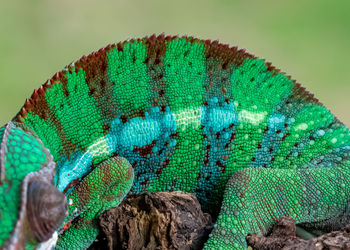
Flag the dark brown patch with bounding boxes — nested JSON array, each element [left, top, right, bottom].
[[264, 126, 269, 133], [162, 158, 170, 168], [204, 144, 211, 166], [140, 177, 149, 186], [290, 82, 320, 104], [137, 111, 146, 119], [63, 178, 80, 194], [74, 47, 109, 83], [100, 79, 107, 89], [156, 168, 163, 175], [203, 39, 253, 69], [170, 132, 178, 139], [144, 34, 169, 109], [23, 88, 50, 120], [120, 115, 128, 123], [89, 88, 96, 96], [103, 123, 110, 132], [133, 140, 156, 157], [216, 160, 226, 174]]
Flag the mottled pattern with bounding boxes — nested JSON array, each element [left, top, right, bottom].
[[0, 123, 53, 247], [1, 34, 350, 249]]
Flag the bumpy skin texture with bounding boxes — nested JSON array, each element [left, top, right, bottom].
[[1, 34, 350, 249], [0, 124, 49, 246]]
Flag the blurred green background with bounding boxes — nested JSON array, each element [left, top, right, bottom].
[[0, 0, 349, 126]]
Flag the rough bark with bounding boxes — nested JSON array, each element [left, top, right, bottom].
[[90, 191, 213, 250], [247, 216, 350, 250]]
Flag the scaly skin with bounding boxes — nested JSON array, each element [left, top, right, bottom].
[[0, 34, 350, 249]]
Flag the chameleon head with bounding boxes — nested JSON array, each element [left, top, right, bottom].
[[0, 122, 67, 249]]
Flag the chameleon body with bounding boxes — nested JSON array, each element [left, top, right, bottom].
[[1, 34, 350, 249]]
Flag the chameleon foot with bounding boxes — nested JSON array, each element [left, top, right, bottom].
[[204, 165, 350, 249], [56, 156, 134, 250]]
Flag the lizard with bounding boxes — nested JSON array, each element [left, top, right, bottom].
[[1, 34, 350, 250]]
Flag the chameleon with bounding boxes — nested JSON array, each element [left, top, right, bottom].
[[1, 34, 350, 250]]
